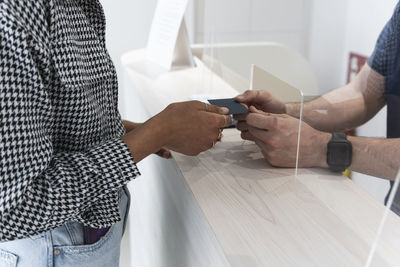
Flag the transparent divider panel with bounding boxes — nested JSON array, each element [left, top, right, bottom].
[[251, 64, 304, 177], [365, 170, 400, 267], [304, 66, 400, 266]]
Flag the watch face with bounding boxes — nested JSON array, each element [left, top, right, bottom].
[[327, 142, 352, 166]]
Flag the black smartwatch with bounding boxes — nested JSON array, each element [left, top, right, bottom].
[[327, 133, 352, 172]]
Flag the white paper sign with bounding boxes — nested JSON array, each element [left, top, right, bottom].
[[147, 0, 194, 70]]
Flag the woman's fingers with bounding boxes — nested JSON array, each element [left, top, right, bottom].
[[208, 113, 232, 128], [186, 101, 229, 115], [161, 101, 234, 156], [156, 148, 171, 159], [201, 102, 229, 115]]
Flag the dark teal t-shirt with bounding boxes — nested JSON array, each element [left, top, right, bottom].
[[367, 1, 400, 214]]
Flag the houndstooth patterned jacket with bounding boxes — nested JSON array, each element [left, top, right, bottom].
[[0, 0, 140, 241]]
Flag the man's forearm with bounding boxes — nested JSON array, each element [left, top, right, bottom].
[[286, 65, 386, 132], [347, 136, 400, 180], [285, 86, 365, 132]]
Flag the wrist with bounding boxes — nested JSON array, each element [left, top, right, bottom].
[[121, 116, 168, 162], [315, 132, 331, 168], [149, 112, 173, 147], [284, 103, 289, 115], [143, 115, 170, 152], [326, 133, 353, 172], [123, 120, 142, 133], [122, 120, 142, 133], [285, 103, 299, 118]]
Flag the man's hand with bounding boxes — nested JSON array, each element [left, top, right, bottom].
[[235, 106, 330, 168], [122, 120, 172, 159], [235, 90, 286, 114]]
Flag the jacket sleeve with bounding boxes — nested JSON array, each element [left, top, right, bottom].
[[0, 8, 140, 241]]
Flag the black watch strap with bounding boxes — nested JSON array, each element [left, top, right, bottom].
[[327, 133, 352, 172], [332, 133, 347, 142]]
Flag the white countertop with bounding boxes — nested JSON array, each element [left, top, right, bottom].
[[173, 129, 400, 266]]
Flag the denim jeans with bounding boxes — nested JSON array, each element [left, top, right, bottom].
[[0, 187, 131, 267]]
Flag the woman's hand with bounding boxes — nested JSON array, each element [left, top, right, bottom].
[[155, 101, 231, 156], [122, 120, 141, 133], [123, 120, 172, 159], [121, 101, 231, 163]]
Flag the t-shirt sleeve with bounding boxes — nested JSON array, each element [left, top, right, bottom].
[[367, 2, 400, 76]]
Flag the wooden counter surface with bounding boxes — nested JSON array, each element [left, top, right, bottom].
[[173, 129, 400, 266]]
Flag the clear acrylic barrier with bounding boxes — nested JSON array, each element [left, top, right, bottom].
[[250, 64, 305, 177], [200, 16, 305, 178], [199, 0, 400, 265], [364, 171, 400, 267], [302, 67, 400, 266]]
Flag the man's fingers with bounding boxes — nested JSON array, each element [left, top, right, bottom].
[[247, 126, 271, 142], [253, 136, 270, 152], [236, 121, 249, 132], [249, 106, 267, 115], [246, 113, 278, 130], [233, 113, 249, 121], [249, 126, 286, 151], [241, 131, 255, 141], [235, 90, 258, 103], [250, 106, 288, 118]]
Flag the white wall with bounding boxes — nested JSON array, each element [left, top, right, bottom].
[[308, 0, 397, 93], [100, 0, 314, 95], [344, 0, 397, 56], [194, 0, 312, 56], [100, 0, 397, 99], [99, 0, 158, 113], [308, 0, 349, 93]]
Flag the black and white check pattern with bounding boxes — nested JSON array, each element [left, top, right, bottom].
[[0, 0, 140, 241]]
